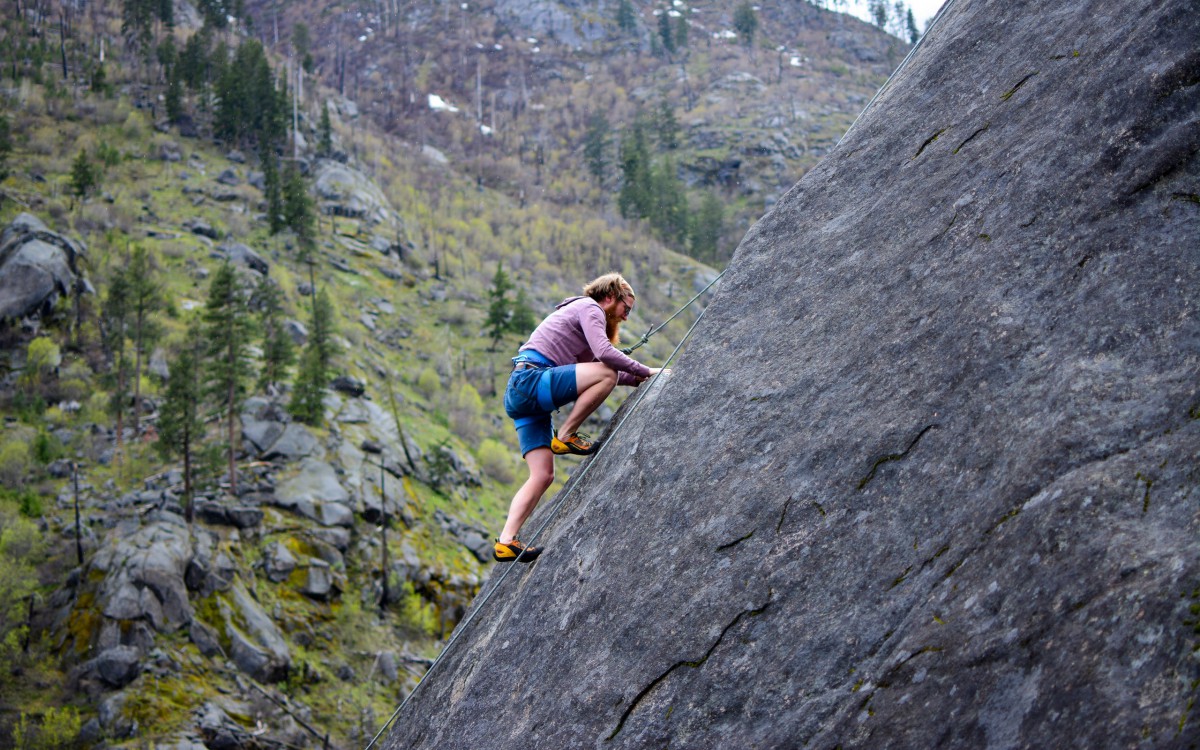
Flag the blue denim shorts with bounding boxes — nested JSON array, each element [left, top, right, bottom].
[[504, 365, 578, 456]]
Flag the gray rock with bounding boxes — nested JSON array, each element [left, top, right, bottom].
[[149, 347, 170, 380], [183, 218, 220, 240], [92, 519, 193, 633], [94, 645, 141, 687], [198, 702, 252, 749], [189, 619, 225, 658], [381, 1, 1200, 749], [225, 506, 263, 529], [215, 168, 240, 186], [432, 509, 492, 564], [331, 374, 366, 397], [224, 149, 246, 164], [261, 422, 319, 460], [274, 458, 353, 527], [247, 170, 265, 190], [242, 418, 285, 454], [0, 212, 86, 320], [377, 651, 398, 683], [263, 541, 297, 583], [224, 581, 290, 683], [285, 319, 309, 345], [219, 242, 268, 275], [297, 557, 336, 600], [313, 160, 395, 225]]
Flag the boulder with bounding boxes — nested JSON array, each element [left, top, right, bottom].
[[274, 458, 353, 527], [331, 374, 366, 397], [263, 541, 297, 583], [261, 423, 319, 460], [285, 319, 309, 345], [381, 1, 1200, 748], [91, 519, 193, 634], [242, 418, 285, 455], [189, 619, 225, 658], [215, 168, 240, 186], [197, 702, 253, 749], [93, 645, 141, 688], [0, 213, 86, 320], [297, 557, 337, 600], [183, 217, 220, 240], [313, 160, 395, 225], [223, 581, 290, 683], [219, 241, 268, 275]]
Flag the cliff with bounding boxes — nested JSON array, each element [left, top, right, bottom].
[[383, 0, 1200, 747]]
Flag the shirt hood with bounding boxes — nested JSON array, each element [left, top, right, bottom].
[[554, 295, 593, 310]]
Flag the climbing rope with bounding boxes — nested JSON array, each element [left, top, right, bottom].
[[836, 0, 960, 147], [363, 291, 720, 750], [621, 268, 727, 355]]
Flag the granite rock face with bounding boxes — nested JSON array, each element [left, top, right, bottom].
[[385, 0, 1200, 748], [0, 212, 87, 320]]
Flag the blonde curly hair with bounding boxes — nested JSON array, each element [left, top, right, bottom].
[[582, 273, 635, 345]]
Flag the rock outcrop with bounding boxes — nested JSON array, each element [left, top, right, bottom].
[[385, 0, 1200, 748], [0, 213, 87, 320]]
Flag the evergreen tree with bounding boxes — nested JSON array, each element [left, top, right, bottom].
[[157, 324, 204, 522], [214, 40, 286, 147], [255, 275, 294, 391], [649, 158, 688, 247], [733, 2, 758, 48], [289, 289, 336, 426], [69, 150, 98, 200], [122, 0, 156, 51], [179, 29, 210, 91], [201, 263, 256, 496], [616, 0, 637, 33], [319, 101, 333, 156], [509, 287, 537, 335], [261, 148, 285, 234], [0, 115, 12, 185], [126, 246, 162, 439], [658, 10, 675, 57], [906, 7, 921, 42], [689, 190, 725, 264], [292, 22, 313, 73], [869, 0, 889, 29], [165, 65, 183, 123], [101, 269, 131, 467], [583, 111, 611, 186], [485, 263, 513, 349], [283, 163, 316, 259], [196, 0, 230, 29], [675, 13, 689, 49], [656, 98, 680, 151], [618, 120, 652, 220]]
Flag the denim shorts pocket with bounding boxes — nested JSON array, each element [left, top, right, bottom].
[[503, 370, 543, 418]]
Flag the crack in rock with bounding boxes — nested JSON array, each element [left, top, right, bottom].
[[857, 424, 938, 490], [606, 599, 771, 740]]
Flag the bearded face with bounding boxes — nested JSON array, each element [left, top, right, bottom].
[[604, 304, 623, 345]]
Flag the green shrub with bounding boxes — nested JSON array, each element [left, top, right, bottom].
[[13, 706, 82, 750], [415, 367, 441, 399], [31, 430, 62, 466], [0, 439, 30, 486], [477, 439, 515, 484]]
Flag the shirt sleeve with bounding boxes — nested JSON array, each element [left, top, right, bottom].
[[579, 302, 653, 380]]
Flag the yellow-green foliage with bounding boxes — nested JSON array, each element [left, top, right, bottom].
[[416, 367, 441, 399], [449, 381, 484, 443], [396, 580, 440, 638], [0, 436, 31, 486], [12, 706, 82, 750], [21, 337, 61, 388], [477, 439, 516, 484], [0, 503, 44, 677]]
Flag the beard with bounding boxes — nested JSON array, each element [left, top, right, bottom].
[[604, 307, 623, 346]]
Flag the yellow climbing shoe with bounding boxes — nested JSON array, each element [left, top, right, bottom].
[[551, 432, 596, 455], [493, 538, 542, 563]]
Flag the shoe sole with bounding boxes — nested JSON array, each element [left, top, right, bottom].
[[551, 440, 595, 456], [493, 548, 542, 563]]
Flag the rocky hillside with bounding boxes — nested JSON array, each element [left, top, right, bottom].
[[381, 0, 1200, 747], [241, 0, 909, 262]]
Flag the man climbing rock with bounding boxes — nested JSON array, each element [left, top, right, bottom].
[[494, 272, 663, 563]]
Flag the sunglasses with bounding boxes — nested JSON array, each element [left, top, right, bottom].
[[621, 296, 635, 312]]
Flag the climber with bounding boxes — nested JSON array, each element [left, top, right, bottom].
[[494, 272, 664, 563]]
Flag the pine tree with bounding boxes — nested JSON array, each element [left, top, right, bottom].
[[319, 101, 333, 156], [733, 2, 758, 48], [165, 66, 183, 123], [618, 120, 652, 220], [292, 22, 313, 73], [126, 246, 162, 440], [689, 190, 725, 264], [101, 269, 131, 468], [509, 287, 537, 335], [157, 324, 204, 522], [283, 163, 316, 259], [658, 10, 675, 57], [906, 8, 921, 42], [656, 98, 680, 151], [675, 13, 689, 49], [616, 0, 637, 33], [202, 263, 256, 496], [485, 263, 513, 350], [256, 275, 295, 391], [869, 0, 889, 29], [69, 150, 97, 200], [289, 289, 337, 426], [583, 111, 611, 186], [649, 158, 688, 247], [261, 148, 285, 234], [0, 115, 11, 185]]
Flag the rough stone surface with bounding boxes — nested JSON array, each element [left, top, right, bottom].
[[274, 458, 354, 527], [91, 519, 194, 635], [261, 422, 319, 460], [219, 241, 268, 275], [385, 1, 1200, 748], [0, 212, 86, 320], [93, 645, 141, 688], [222, 581, 290, 683]]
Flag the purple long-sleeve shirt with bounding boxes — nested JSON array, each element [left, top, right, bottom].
[[520, 296, 652, 386]]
